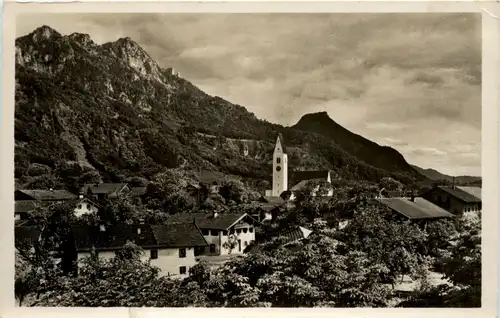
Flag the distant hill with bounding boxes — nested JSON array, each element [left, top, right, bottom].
[[292, 112, 420, 176], [14, 25, 424, 193], [410, 165, 481, 186]]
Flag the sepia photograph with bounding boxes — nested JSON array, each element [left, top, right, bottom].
[[4, 5, 492, 311]]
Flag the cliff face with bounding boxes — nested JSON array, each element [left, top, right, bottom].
[[15, 26, 422, 191]]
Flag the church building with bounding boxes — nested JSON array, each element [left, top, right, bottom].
[[265, 134, 333, 200]]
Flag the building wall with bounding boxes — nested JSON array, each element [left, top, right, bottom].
[[423, 188, 482, 214], [77, 247, 197, 278], [74, 202, 99, 218], [200, 222, 256, 256]]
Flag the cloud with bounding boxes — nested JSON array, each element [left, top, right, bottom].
[[16, 13, 481, 176]]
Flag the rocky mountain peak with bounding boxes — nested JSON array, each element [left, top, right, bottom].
[[68, 32, 96, 48], [30, 25, 62, 42]]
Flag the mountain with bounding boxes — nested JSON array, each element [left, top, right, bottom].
[[292, 112, 420, 176], [410, 165, 481, 186], [14, 26, 423, 193]]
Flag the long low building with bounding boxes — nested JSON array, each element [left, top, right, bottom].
[[376, 196, 455, 220]]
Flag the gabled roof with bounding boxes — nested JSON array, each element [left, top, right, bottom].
[[437, 186, 481, 203], [72, 223, 208, 251], [291, 171, 330, 184], [456, 186, 481, 201], [15, 189, 77, 201], [376, 197, 454, 219], [67, 197, 101, 208], [151, 223, 208, 248], [82, 183, 129, 195], [167, 212, 255, 230], [15, 200, 37, 213], [248, 225, 312, 254], [72, 224, 156, 251]]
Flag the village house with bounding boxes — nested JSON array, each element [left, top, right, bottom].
[[14, 189, 100, 219], [421, 185, 481, 215], [253, 196, 287, 222], [81, 183, 131, 200], [69, 197, 100, 218], [169, 212, 258, 255], [376, 196, 455, 221], [71, 222, 208, 278]]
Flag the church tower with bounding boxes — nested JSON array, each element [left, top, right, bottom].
[[272, 134, 288, 197]]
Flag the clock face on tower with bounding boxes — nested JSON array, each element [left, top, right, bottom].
[[276, 166, 281, 172]]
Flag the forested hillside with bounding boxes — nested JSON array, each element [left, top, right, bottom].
[[15, 26, 424, 193]]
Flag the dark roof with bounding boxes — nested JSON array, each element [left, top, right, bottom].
[[167, 212, 253, 230], [457, 186, 481, 201], [130, 187, 147, 196], [438, 186, 481, 203], [67, 198, 101, 208], [15, 200, 37, 213], [258, 196, 285, 205], [376, 197, 454, 219], [291, 171, 330, 184], [151, 223, 208, 248], [16, 189, 77, 201], [72, 223, 208, 251], [248, 226, 312, 254], [15, 225, 42, 248], [72, 224, 156, 251], [82, 183, 129, 195]]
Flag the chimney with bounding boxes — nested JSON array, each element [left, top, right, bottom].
[[452, 177, 456, 189], [410, 193, 415, 202], [99, 224, 106, 232]]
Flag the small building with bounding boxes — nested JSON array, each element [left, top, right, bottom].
[[421, 185, 481, 214], [168, 212, 258, 256], [288, 170, 334, 201], [15, 189, 77, 201], [81, 183, 131, 200], [254, 196, 287, 222], [71, 222, 208, 278], [376, 196, 455, 220], [68, 198, 100, 218]]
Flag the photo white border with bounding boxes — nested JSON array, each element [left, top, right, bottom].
[[1, 1, 498, 318]]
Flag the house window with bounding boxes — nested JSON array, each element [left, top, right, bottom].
[[243, 228, 248, 234], [180, 266, 187, 275], [179, 248, 186, 258], [202, 229, 209, 235], [276, 157, 281, 164], [87, 204, 90, 209], [211, 230, 219, 236], [236, 229, 242, 234], [244, 241, 248, 247], [150, 249, 158, 259], [249, 227, 254, 233], [210, 244, 216, 253], [222, 230, 228, 236], [78, 204, 82, 209], [195, 246, 204, 256], [229, 229, 235, 234]]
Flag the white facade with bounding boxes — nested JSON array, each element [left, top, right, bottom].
[[200, 220, 256, 256], [272, 136, 288, 197], [73, 199, 99, 218], [77, 247, 198, 278]]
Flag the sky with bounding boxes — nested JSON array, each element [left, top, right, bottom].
[[17, 13, 482, 176]]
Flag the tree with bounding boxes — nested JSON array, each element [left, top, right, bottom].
[[222, 234, 238, 255]]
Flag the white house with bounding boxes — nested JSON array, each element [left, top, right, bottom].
[[70, 198, 100, 218], [72, 222, 208, 278], [168, 212, 258, 256]]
